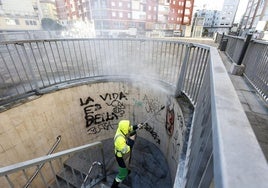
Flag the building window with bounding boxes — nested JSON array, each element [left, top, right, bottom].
[[128, 13, 131, 18], [5, 18, 16, 25], [186, 1, 191, 8], [111, 2, 115, 6], [119, 2, 122, 7], [112, 12, 116, 17], [185, 9, 190, 15], [15, 19, 20, 25], [184, 17, 189, 22], [119, 12, 123, 18]]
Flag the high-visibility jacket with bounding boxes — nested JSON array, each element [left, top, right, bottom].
[[114, 120, 134, 157]]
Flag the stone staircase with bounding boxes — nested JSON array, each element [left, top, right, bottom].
[[48, 137, 171, 188], [48, 148, 105, 188]]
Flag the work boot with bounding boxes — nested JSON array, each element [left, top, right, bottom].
[[111, 179, 119, 188]]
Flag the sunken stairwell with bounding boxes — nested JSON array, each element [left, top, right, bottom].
[[49, 137, 172, 188], [48, 148, 105, 188]]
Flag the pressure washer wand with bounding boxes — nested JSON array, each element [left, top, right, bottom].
[[139, 105, 165, 128], [128, 105, 165, 137], [128, 105, 165, 165]]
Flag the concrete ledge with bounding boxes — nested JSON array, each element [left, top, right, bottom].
[[230, 63, 245, 76], [210, 47, 268, 187]]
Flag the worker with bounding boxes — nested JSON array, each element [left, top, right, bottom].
[[111, 120, 142, 188]]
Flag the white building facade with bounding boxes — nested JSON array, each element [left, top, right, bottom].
[[240, 0, 268, 40], [193, 0, 240, 36], [0, 0, 41, 32]]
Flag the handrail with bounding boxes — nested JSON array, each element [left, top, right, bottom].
[[81, 161, 103, 188], [23, 135, 61, 188], [0, 141, 103, 186]]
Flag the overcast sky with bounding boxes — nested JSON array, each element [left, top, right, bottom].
[[194, 0, 249, 23]]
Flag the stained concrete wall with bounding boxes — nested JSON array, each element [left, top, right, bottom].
[[0, 81, 187, 185]]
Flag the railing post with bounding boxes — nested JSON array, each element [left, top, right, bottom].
[[237, 33, 252, 65], [230, 34, 253, 75], [217, 32, 225, 49], [20, 43, 41, 94], [175, 43, 194, 97]]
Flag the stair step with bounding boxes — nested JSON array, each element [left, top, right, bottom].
[[99, 182, 110, 188], [56, 167, 84, 188], [120, 184, 131, 188], [64, 151, 92, 175], [89, 181, 131, 188], [48, 178, 76, 188]]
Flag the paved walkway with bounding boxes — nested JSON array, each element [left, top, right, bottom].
[[219, 51, 268, 161]]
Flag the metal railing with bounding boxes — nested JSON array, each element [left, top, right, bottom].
[[0, 39, 209, 106], [215, 33, 268, 103], [0, 38, 267, 187], [242, 40, 268, 102], [178, 47, 268, 188], [0, 31, 63, 41], [24, 135, 61, 188], [81, 161, 104, 188], [0, 141, 105, 188], [224, 35, 245, 64]]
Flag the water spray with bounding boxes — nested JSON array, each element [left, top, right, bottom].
[[140, 105, 165, 127], [129, 105, 165, 136], [128, 105, 165, 165]]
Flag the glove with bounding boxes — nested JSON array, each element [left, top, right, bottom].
[[127, 137, 135, 148], [129, 130, 136, 136], [137, 123, 143, 129]]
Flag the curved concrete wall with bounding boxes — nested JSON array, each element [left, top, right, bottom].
[[0, 81, 187, 183]]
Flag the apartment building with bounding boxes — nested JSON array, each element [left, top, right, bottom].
[[155, 0, 193, 36], [193, 0, 240, 36], [168, 0, 193, 25], [56, 0, 86, 23], [90, 0, 158, 36], [55, 0, 194, 37], [195, 9, 221, 28], [0, 0, 195, 37], [240, 0, 268, 33], [0, 0, 41, 32], [219, 0, 240, 27], [40, 0, 57, 20]]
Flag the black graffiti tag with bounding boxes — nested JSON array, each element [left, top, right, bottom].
[[87, 122, 115, 134], [100, 92, 127, 117], [85, 112, 118, 127], [100, 92, 128, 101], [143, 123, 161, 144], [80, 96, 94, 106], [143, 95, 161, 114], [80, 91, 128, 134]]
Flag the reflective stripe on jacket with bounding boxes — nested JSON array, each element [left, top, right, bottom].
[[114, 133, 130, 157]]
